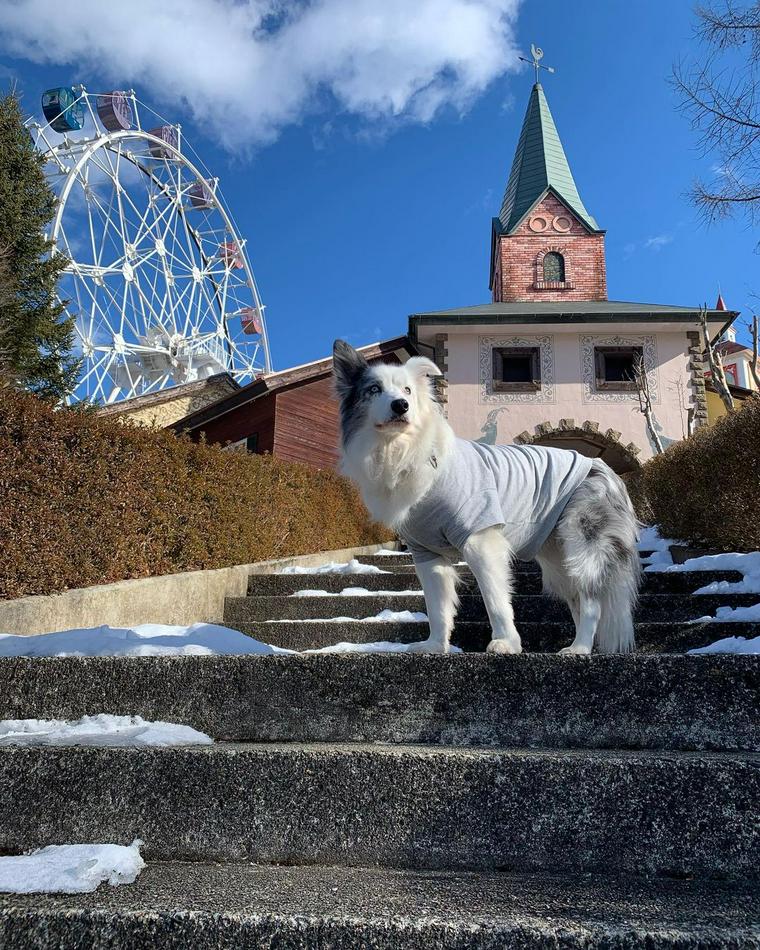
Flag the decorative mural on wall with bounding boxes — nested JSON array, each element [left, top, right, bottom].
[[479, 335, 556, 404], [580, 334, 659, 404]]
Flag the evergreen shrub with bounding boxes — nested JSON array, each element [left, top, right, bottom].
[[0, 389, 386, 599]]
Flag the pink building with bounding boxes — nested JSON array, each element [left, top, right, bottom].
[[409, 81, 736, 473]]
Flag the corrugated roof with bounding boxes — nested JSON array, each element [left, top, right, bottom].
[[498, 83, 599, 234], [411, 300, 732, 318], [173, 336, 417, 433], [96, 373, 240, 416]]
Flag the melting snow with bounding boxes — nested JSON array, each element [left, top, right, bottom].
[[645, 551, 760, 595], [689, 635, 760, 655], [0, 623, 291, 658], [279, 558, 389, 575], [0, 618, 431, 657], [266, 609, 428, 623], [0, 714, 212, 747], [290, 587, 420, 597], [639, 525, 760, 625], [689, 603, 760, 624], [0, 840, 144, 894], [638, 525, 677, 568], [310, 639, 462, 654]]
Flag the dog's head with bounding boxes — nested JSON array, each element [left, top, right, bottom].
[[332, 340, 443, 446]]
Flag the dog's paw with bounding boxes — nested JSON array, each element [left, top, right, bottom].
[[406, 638, 448, 654], [558, 644, 592, 656], [486, 638, 522, 655]]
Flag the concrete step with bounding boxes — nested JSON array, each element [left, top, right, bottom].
[[1, 654, 757, 751], [236, 618, 760, 654], [225, 591, 759, 624], [2, 743, 757, 875], [359, 552, 657, 569], [248, 569, 744, 597], [1, 862, 757, 949]]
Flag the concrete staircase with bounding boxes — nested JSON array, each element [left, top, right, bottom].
[[1, 549, 759, 947]]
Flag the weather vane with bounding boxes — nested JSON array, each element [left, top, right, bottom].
[[519, 44, 556, 84]]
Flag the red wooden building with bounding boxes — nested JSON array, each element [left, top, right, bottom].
[[173, 336, 417, 469]]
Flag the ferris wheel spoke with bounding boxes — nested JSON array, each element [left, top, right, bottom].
[[92, 146, 147, 235], [79, 348, 116, 400], [71, 156, 126, 268], [35, 91, 270, 401]]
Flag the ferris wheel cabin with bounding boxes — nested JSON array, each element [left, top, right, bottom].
[[41, 87, 84, 133]]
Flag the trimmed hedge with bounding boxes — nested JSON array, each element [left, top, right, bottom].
[[0, 389, 386, 600], [637, 395, 760, 551]]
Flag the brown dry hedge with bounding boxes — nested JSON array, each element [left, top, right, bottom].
[[0, 388, 387, 600], [637, 395, 760, 551]]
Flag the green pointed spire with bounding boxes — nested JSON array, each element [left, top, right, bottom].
[[498, 83, 599, 234]]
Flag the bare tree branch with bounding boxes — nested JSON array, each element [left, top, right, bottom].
[[673, 3, 760, 227], [633, 353, 665, 453], [751, 312, 760, 390], [700, 304, 736, 411]]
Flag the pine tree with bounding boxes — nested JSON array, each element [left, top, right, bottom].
[[0, 90, 79, 400]]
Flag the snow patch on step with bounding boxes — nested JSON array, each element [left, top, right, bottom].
[[279, 558, 390, 575], [289, 587, 420, 597], [308, 639, 462, 654], [640, 525, 760, 625], [689, 603, 760, 624], [0, 840, 144, 894], [266, 609, 428, 623], [0, 622, 291, 657], [689, 635, 760, 655], [647, 551, 760, 595], [0, 620, 432, 657], [638, 525, 676, 568], [0, 714, 213, 747]]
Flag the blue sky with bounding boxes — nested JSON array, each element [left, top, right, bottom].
[[1, 0, 757, 372]]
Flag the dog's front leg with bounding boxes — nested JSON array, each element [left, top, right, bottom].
[[462, 526, 522, 655], [408, 557, 459, 654]]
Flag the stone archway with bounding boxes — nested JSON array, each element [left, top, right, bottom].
[[513, 419, 642, 474]]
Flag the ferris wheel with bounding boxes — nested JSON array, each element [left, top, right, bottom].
[[28, 85, 271, 404]]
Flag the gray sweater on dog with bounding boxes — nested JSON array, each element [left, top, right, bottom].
[[400, 439, 594, 564]]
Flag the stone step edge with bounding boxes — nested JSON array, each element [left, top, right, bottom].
[[2, 651, 758, 752], [0, 862, 756, 950], [2, 740, 754, 760], [247, 570, 744, 592], [3, 744, 755, 874]]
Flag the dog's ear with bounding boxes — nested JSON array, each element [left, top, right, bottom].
[[333, 340, 369, 398], [405, 356, 443, 381]]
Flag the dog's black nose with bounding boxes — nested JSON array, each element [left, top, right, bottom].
[[391, 398, 409, 416]]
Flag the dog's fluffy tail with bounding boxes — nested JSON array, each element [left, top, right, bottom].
[[557, 459, 642, 654]]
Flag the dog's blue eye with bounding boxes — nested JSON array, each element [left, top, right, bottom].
[[368, 384, 381, 395], [404, 386, 411, 394]]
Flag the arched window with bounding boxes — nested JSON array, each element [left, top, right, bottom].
[[543, 251, 565, 282]]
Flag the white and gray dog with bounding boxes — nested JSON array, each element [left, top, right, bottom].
[[332, 340, 641, 655]]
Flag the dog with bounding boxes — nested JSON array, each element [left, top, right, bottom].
[[332, 339, 641, 655]]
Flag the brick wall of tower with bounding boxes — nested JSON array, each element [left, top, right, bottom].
[[494, 193, 607, 303]]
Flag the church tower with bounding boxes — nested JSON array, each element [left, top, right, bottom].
[[490, 81, 607, 303]]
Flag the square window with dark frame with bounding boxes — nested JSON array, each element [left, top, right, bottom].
[[594, 345, 643, 391], [492, 346, 541, 392]]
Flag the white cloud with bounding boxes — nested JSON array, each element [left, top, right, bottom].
[[644, 233, 673, 252], [0, 0, 523, 150]]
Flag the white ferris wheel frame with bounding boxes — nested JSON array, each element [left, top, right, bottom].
[[32, 88, 272, 404]]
